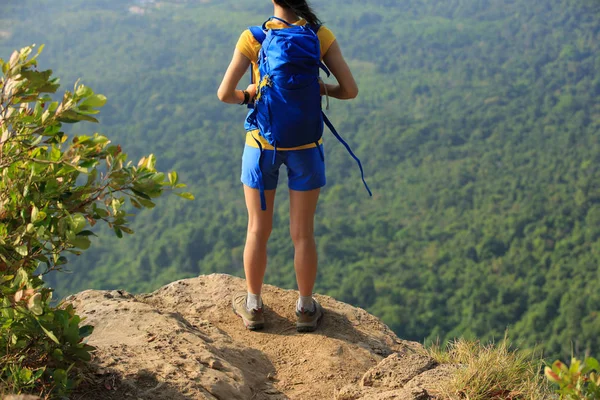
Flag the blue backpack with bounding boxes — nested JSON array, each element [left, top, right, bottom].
[[246, 17, 371, 210]]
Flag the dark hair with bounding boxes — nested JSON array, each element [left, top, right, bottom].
[[274, 0, 322, 26]]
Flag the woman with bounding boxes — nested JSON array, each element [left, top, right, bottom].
[[217, 0, 358, 332]]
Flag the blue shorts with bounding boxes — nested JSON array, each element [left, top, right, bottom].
[[241, 144, 326, 191]]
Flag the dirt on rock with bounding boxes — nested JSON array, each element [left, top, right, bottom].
[[64, 274, 455, 400]]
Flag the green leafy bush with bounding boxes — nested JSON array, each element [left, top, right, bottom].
[[0, 45, 191, 397], [545, 357, 600, 399]]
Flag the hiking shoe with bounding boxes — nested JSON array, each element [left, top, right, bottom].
[[295, 298, 323, 333], [232, 292, 264, 331]]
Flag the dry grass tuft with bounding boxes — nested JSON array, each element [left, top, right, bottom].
[[426, 333, 554, 400]]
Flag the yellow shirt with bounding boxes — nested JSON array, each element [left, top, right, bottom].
[[236, 19, 336, 150]]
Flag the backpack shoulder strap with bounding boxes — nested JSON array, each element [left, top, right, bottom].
[[306, 24, 331, 77], [247, 26, 267, 90], [308, 24, 321, 34], [248, 26, 267, 44]]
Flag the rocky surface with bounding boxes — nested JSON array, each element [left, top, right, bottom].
[[59, 274, 456, 399]]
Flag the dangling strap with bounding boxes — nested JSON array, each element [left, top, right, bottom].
[[322, 113, 372, 196], [316, 142, 324, 161], [252, 136, 268, 211], [319, 77, 330, 110]]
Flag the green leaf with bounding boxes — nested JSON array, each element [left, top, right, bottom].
[[13, 268, 29, 288], [75, 85, 93, 98], [19, 367, 33, 383], [81, 160, 98, 169], [70, 236, 91, 250], [33, 368, 45, 380], [569, 359, 581, 374], [91, 134, 109, 144], [70, 214, 87, 234], [20, 69, 53, 84], [35, 254, 49, 265], [80, 94, 107, 108], [64, 323, 80, 345], [545, 366, 561, 384], [586, 357, 600, 372], [15, 245, 28, 256], [38, 322, 60, 344], [74, 135, 91, 144], [27, 293, 44, 316], [56, 256, 68, 266], [79, 325, 94, 338], [114, 227, 123, 238], [31, 205, 39, 222], [131, 188, 152, 200], [57, 110, 99, 123], [47, 101, 59, 113], [94, 208, 109, 218], [41, 109, 51, 124], [38, 82, 60, 94], [76, 105, 100, 115], [52, 348, 64, 361], [137, 198, 156, 209], [50, 146, 61, 161], [120, 226, 134, 235], [168, 171, 178, 185], [176, 192, 195, 200], [152, 172, 165, 183], [52, 368, 67, 385], [35, 211, 47, 222], [1, 297, 14, 319], [76, 230, 97, 237], [72, 346, 93, 362]]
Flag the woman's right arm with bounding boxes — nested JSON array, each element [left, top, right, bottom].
[[217, 48, 255, 104], [321, 40, 358, 100]]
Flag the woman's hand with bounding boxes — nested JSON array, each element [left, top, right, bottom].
[[246, 83, 257, 100], [319, 79, 326, 96]]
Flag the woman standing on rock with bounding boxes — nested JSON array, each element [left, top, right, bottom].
[[217, 0, 359, 332]]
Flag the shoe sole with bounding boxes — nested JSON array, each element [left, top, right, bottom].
[[296, 309, 323, 333], [232, 305, 264, 331]]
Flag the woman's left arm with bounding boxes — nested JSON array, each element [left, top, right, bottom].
[[217, 49, 255, 104]]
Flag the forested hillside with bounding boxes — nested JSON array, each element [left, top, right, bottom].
[[1, 0, 599, 362]]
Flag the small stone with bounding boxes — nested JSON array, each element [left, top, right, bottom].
[[209, 359, 224, 370]]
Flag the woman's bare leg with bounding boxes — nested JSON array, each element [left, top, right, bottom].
[[289, 188, 320, 297], [243, 185, 276, 296]]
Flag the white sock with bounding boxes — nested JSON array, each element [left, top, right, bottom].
[[246, 292, 262, 311], [297, 295, 315, 312]]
